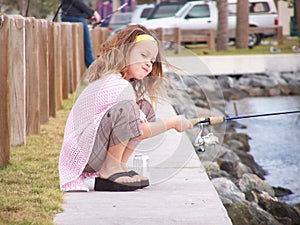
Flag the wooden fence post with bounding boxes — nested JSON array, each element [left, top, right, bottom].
[[77, 23, 86, 78], [0, 14, 11, 165], [54, 23, 63, 110], [91, 27, 102, 58], [66, 24, 74, 95], [38, 19, 49, 124], [208, 29, 216, 50], [71, 24, 78, 93], [48, 21, 56, 118], [277, 26, 283, 45], [60, 23, 71, 100], [154, 28, 163, 42], [174, 27, 181, 54], [9, 15, 27, 144], [74, 23, 85, 88], [100, 28, 109, 49], [25, 17, 40, 135]]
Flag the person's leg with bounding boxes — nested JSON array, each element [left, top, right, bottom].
[[99, 140, 137, 183], [61, 15, 94, 68], [137, 99, 156, 122], [81, 20, 95, 68], [120, 99, 155, 170], [87, 100, 143, 183], [120, 99, 156, 182]]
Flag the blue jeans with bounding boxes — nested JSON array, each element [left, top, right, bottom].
[[61, 15, 95, 68]]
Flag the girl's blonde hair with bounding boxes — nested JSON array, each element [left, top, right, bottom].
[[87, 24, 171, 104]]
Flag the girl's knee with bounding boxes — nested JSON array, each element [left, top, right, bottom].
[[137, 99, 156, 122]]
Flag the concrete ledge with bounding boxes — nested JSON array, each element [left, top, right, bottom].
[[167, 54, 300, 75]]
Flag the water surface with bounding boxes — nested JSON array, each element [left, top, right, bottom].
[[226, 96, 300, 205]]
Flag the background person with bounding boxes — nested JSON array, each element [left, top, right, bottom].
[[60, 0, 101, 68]]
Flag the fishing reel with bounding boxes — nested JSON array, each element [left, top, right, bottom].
[[193, 123, 219, 152]]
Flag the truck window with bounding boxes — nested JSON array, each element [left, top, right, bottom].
[[228, 1, 271, 15], [249, 2, 270, 13], [141, 8, 153, 18], [149, 4, 184, 19], [186, 5, 210, 19]]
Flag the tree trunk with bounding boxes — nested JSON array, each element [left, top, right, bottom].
[[236, 0, 249, 49], [296, 0, 300, 38], [216, 0, 228, 51]]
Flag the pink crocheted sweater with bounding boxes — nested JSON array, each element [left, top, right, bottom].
[[58, 74, 147, 189]]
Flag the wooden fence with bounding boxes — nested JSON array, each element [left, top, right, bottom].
[[0, 14, 108, 165], [153, 27, 215, 53], [153, 26, 283, 53]]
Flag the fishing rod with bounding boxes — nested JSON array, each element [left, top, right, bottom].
[[190, 110, 300, 152], [92, 2, 128, 28], [52, 0, 64, 22], [191, 110, 300, 126]]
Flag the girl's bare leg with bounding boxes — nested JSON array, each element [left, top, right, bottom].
[[121, 140, 148, 181], [99, 140, 136, 183], [121, 140, 138, 167]]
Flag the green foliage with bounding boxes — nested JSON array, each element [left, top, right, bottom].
[[0, 95, 74, 224], [1, 0, 58, 18]]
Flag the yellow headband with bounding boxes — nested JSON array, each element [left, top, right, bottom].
[[135, 34, 156, 43]]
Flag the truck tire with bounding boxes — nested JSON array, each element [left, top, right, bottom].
[[248, 32, 262, 48]]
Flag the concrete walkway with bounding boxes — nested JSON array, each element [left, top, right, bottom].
[[54, 101, 232, 225], [167, 54, 300, 75]]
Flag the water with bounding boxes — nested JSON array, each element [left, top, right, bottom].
[[226, 96, 300, 205]]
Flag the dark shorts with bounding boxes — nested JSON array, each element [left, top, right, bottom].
[[84, 99, 155, 172]]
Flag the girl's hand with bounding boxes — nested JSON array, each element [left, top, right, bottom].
[[138, 115, 193, 140], [172, 115, 193, 132]]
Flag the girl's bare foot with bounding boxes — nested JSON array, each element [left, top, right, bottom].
[[99, 166, 139, 184], [121, 165, 148, 182]]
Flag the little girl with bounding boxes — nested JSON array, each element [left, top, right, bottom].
[[58, 24, 193, 192]]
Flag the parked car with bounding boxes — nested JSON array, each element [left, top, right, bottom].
[[146, 1, 186, 20], [140, 0, 279, 46], [109, 4, 154, 35], [111, 1, 186, 35], [108, 12, 133, 32], [131, 4, 155, 23]]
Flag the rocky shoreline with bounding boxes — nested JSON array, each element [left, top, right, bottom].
[[168, 71, 300, 225]]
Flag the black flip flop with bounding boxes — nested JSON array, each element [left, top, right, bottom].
[[94, 172, 140, 191], [127, 170, 150, 188]]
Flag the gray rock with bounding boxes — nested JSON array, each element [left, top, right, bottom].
[[218, 159, 238, 177], [239, 173, 275, 197], [198, 144, 229, 162], [236, 162, 252, 178], [224, 133, 250, 152], [224, 139, 246, 152], [212, 177, 246, 203], [202, 161, 220, 174], [232, 149, 266, 179], [225, 201, 281, 225], [255, 190, 300, 225]]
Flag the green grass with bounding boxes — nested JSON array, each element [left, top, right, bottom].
[[0, 96, 74, 225], [165, 36, 300, 56]]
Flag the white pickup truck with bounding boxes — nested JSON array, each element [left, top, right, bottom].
[[140, 0, 279, 47]]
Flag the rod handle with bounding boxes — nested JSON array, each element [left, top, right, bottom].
[[190, 117, 225, 126], [209, 117, 225, 124], [190, 117, 207, 125]]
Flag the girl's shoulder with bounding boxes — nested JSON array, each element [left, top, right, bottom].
[[89, 73, 131, 91]]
